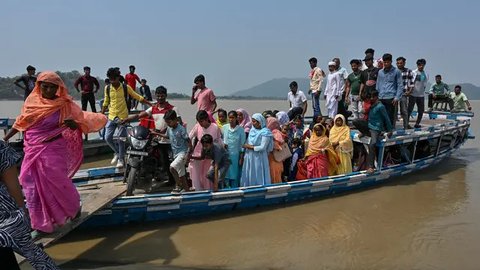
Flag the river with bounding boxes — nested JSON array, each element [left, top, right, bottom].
[[4, 99, 478, 270]]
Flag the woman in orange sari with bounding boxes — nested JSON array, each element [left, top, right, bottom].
[[329, 114, 353, 174], [304, 123, 338, 178], [266, 117, 285, 184], [3, 71, 107, 233]]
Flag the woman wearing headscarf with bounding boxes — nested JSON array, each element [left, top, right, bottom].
[[241, 113, 273, 186], [3, 71, 107, 233], [276, 111, 289, 126], [304, 124, 338, 178], [329, 114, 353, 174], [0, 141, 59, 269], [236, 108, 252, 135], [266, 117, 284, 184]]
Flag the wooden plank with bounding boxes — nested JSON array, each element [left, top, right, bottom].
[[34, 181, 126, 248]]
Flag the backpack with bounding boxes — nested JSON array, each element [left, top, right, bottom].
[[106, 83, 130, 111]]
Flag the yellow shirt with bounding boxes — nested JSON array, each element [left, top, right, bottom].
[[103, 84, 144, 120]]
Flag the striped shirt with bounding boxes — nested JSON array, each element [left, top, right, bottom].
[[399, 67, 414, 92]]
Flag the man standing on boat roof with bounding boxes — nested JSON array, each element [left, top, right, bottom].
[[396, 57, 415, 129], [333, 57, 350, 120], [13, 65, 36, 100], [345, 59, 363, 120], [376, 53, 403, 127], [101, 67, 153, 168], [308, 57, 325, 118], [409, 59, 429, 128], [359, 55, 379, 101], [75, 66, 100, 113], [361, 48, 379, 70], [324, 61, 342, 119]]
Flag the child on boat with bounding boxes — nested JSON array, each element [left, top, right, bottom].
[[201, 134, 230, 191], [223, 111, 246, 188], [163, 110, 192, 193], [289, 138, 304, 181]]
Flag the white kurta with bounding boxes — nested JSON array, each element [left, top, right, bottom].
[[324, 72, 341, 118]]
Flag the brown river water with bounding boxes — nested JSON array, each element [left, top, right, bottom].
[[3, 99, 478, 270]]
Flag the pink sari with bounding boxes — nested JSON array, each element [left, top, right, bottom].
[[20, 111, 83, 233]]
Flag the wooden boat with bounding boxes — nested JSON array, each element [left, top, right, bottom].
[[64, 111, 474, 229]]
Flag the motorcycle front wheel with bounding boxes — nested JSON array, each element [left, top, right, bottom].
[[126, 167, 137, 196]]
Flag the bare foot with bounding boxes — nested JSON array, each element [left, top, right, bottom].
[[366, 168, 375, 174]]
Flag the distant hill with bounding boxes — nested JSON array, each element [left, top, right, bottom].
[[0, 71, 106, 100], [232, 78, 480, 100]]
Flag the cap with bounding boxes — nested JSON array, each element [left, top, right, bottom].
[[328, 61, 336, 66]]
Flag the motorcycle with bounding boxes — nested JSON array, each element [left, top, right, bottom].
[[124, 124, 173, 196]]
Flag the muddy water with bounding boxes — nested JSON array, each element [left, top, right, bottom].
[[4, 100, 479, 270]]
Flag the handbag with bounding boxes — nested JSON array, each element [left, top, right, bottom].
[[273, 142, 292, 162]]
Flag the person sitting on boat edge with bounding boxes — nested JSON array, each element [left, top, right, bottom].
[[0, 141, 60, 269], [200, 134, 230, 191], [121, 85, 179, 184], [366, 90, 394, 174], [329, 114, 354, 175], [428, 74, 451, 111], [449, 85, 472, 112], [161, 110, 192, 193], [241, 113, 273, 187], [101, 67, 153, 168], [189, 110, 223, 191], [223, 111, 246, 188], [287, 81, 308, 120]]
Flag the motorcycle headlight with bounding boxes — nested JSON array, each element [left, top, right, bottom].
[[130, 137, 148, 150]]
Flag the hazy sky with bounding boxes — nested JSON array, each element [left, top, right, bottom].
[[1, 0, 479, 95]]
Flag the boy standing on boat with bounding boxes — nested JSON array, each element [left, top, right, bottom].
[[163, 110, 192, 193], [409, 59, 429, 128], [191, 74, 217, 117], [450, 85, 472, 112], [366, 90, 393, 174], [101, 67, 153, 168], [376, 53, 403, 126], [308, 57, 325, 118], [396, 57, 415, 129], [75, 66, 100, 112], [13, 65, 36, 100]]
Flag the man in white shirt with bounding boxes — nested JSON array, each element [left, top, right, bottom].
[[287, 81, 308, 120], [324, 62, 342, 118], [333, 57, 350, 119], [409, 59, 429, 128], [308, 57, 325, 118]]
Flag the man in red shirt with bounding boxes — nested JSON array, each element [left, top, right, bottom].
[[125, 65, 142, 110], [74, 66, 100, 112]]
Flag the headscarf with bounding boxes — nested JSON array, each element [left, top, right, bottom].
[[236, 108, 252, 133], [306, 123, 338, 175], [276, 111, 289, 126], [13, 71, 107, 133], [267, 117, 284, 146], [247, 113, 272, 147], [329, 114, 353, 155], [216, 118, 228, 130]]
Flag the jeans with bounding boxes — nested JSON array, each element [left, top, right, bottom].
[[408, 96, 425, 126], [81, 92, 97, 112], [311, 92, 321, 118], [380, 98, 395, 127], [350, 95, 363, 119], [400, 94, 413, 129], [367, 129, 381, 169], [105, 119, 127, 160]]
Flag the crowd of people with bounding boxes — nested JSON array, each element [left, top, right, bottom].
[[0, 48, 475, 268]]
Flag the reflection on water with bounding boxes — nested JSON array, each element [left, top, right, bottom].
[[4, 100, 478, 270]]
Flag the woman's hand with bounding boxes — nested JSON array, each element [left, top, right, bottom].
[[243, 144, 253, 150], [63, 119, 78, 130]]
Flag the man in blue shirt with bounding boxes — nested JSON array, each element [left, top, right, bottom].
[[376, 53, 403, 127]]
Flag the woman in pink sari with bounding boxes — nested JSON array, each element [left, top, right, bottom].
[[189, 110, 222, 191], [266, 117, 285, 184], [3, 71, 107, 233]]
